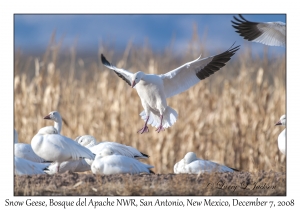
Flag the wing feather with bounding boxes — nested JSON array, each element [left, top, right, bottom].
[[101, 54, 133, 86], [231, 14, 285, 47], [160, 44, 240, 98]]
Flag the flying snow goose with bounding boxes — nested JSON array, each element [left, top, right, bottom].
[[75, 135, 148, 165], [231, 14, 286, 47], [14, 156, 50, 175], [275, 115, 286, 155], [43, 111, 66, 134], [44, 159, 91, 174], [174, 152, 238, 174], [101, 44, 240, 133], [91, 148, 154, 175], [31, 126, 95, 173]]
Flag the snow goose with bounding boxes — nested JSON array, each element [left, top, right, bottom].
[[31, 126, 95, 173], [101, 44, 240, 133], [14, 156, 50, 175], [43, 111, 64, 134], [44, 159, 91, 174], [275, 115, 286, 155], [14, 129, 48, 163], [91, 148, 154, 175], [174, 152, 238, 174], [231, 14, 286, 47], [75, 135, 149, 165]]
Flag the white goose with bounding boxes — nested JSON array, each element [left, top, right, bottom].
[[232, 14, 286, 47], [14, 156, 50, 175], [91, 148, 154, 175], [101, 44, 239, 134], [43, 111, 63, 134], [44, 159, 91, 175], [31, 126, 95, 173], [75, 135, 148, 165], [275, 115, 286, 155], [14, 129, 47, 163], [174, 152, 237, 174]]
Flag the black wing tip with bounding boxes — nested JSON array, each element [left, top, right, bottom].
[[101, 54, 111, 66], [141, 152, 149, 158], [149, 170, 155, 174]]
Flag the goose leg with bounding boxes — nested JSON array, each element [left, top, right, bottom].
[[56, 164, 60, 173], [156, 115, 165, 133], [137, 116, 150, 134]]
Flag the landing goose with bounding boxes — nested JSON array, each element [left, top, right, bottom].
[[174, 152, 238, 174], [75, 135, 148, 165], [231, 14, 286, 47], [91, 148, 154, 175], [275, 115, 286, 155], [101, 44, 239, 133], [31, 126, 95, 173]]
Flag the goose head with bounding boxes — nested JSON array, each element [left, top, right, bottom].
[[131, 71, 145, 88], [184, 152, 198, 164], [76, 135, 97, 147], [275, 114, 286, 126], [43, 111, 62, 123], [97, 148, 114, 158]]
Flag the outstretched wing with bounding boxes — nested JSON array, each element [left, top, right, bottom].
[[231, 14, 286, 47], [101, 54, 133, 86], [160, 44, 240, 98]]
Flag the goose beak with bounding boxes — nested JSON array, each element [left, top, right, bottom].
[[275, 121, 282, 126], [44, 114, 51, 120], [131, 81, 136, 88]]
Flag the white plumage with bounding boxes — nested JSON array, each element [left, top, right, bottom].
[[43, 111, 63, 134], [14, 129, 47, 163], [75, 135, 148, 165], [31, 126, 95, 173], [44, 159, 91, 175], [14, 156, 50, 176], [91, 148, 154, 175], [232, 14, 285, 47], [101, 44, 239, 133], [275, 115, 286, 155], [174, 152, 237, 174]]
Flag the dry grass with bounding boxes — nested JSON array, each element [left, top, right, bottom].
[[14, 171, 286, 196], [14, 31, 286, 176]]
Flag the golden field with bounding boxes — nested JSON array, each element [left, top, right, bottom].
[[14, 32, 286, 176]]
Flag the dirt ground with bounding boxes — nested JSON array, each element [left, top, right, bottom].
[[14, 170, 286, 196]]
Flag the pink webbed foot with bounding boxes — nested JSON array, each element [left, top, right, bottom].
[[155, 115, 165, 133], [137, 125, 149, 134], [155, 125, 165, 133]]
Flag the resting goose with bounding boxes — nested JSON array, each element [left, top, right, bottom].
[[31, 126, 95, 173], [275, 115, 286, 155], [101, 44, 239, 133], [14, 156, 50, 175], [91, 148, 154, 175], [174, 152, 238, 174], [231, 14, 286, 47], [75, 135, 148, 165]]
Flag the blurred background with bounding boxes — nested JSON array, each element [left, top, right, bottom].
[[14, 14, 286, 174]]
